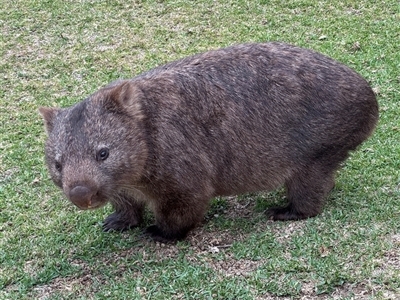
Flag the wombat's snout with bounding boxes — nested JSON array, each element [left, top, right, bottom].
[[68, 184, 98, 210]]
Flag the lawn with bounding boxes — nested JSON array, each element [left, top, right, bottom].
[[1, 0, 399, 299]]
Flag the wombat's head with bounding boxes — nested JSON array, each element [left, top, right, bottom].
[[39, 81, 148, 210]]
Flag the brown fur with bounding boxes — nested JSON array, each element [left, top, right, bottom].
[[39, 42, 378, 242]]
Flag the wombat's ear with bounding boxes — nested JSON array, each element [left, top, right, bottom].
[[39, 107, 60, 134], [108, 81, 142, 108]]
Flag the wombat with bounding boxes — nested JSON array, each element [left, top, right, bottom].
[[40, 42, 378, 242]]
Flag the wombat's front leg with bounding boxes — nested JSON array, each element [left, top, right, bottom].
[[103, 196, 144, 232], [145, 196, 208, 243], [145, 224, 193, 243]]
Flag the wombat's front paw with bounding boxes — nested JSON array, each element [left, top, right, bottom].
[[266, 206, 309, 221], [144, 225, 188, 243], [103, 212, 141, 232]]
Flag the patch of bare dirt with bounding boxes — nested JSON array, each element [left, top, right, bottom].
[[371, 233, 400, 281], [28, 257, 103, 300], [268, 220, 307, 243], [221, 195, 257, 219], [32, 274, 100, 300], [198, 252, 264, 278], [186, 226, 261, 278]]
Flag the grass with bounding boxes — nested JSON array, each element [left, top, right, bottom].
[[1, 0, 399, 299]]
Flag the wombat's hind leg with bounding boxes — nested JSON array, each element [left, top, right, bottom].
[[103, 198, 144, 232], [267, 166, 335, 221]]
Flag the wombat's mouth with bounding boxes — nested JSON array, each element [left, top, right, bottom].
[[73, 194, 108, 210], [72, 197, 107, 210], [86, 196, 107, 210]]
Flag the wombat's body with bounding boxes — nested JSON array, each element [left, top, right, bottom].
[[40, 42, 378, 242]]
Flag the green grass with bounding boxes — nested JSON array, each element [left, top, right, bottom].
[[1, 0, 399, 298]]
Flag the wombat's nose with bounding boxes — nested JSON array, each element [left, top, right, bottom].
[[69, 185, 95, 209]]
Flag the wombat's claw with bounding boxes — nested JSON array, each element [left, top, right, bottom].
[[102, 213, 139, 232], [102, 222, 132, 232], [144, 225, 186, 244], [266, 206, 307, 221], [145, 225, 174, 243]]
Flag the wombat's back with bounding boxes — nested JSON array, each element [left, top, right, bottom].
[[133, 42, 378, 196]]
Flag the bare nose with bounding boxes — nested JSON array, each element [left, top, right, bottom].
[[69, 185, 95, 209]]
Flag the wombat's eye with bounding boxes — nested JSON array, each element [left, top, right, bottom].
[[97, 148, 109, 161], [55, 161, 62, 172]]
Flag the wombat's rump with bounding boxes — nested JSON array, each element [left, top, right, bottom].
[[40, 42, 378, 242]]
